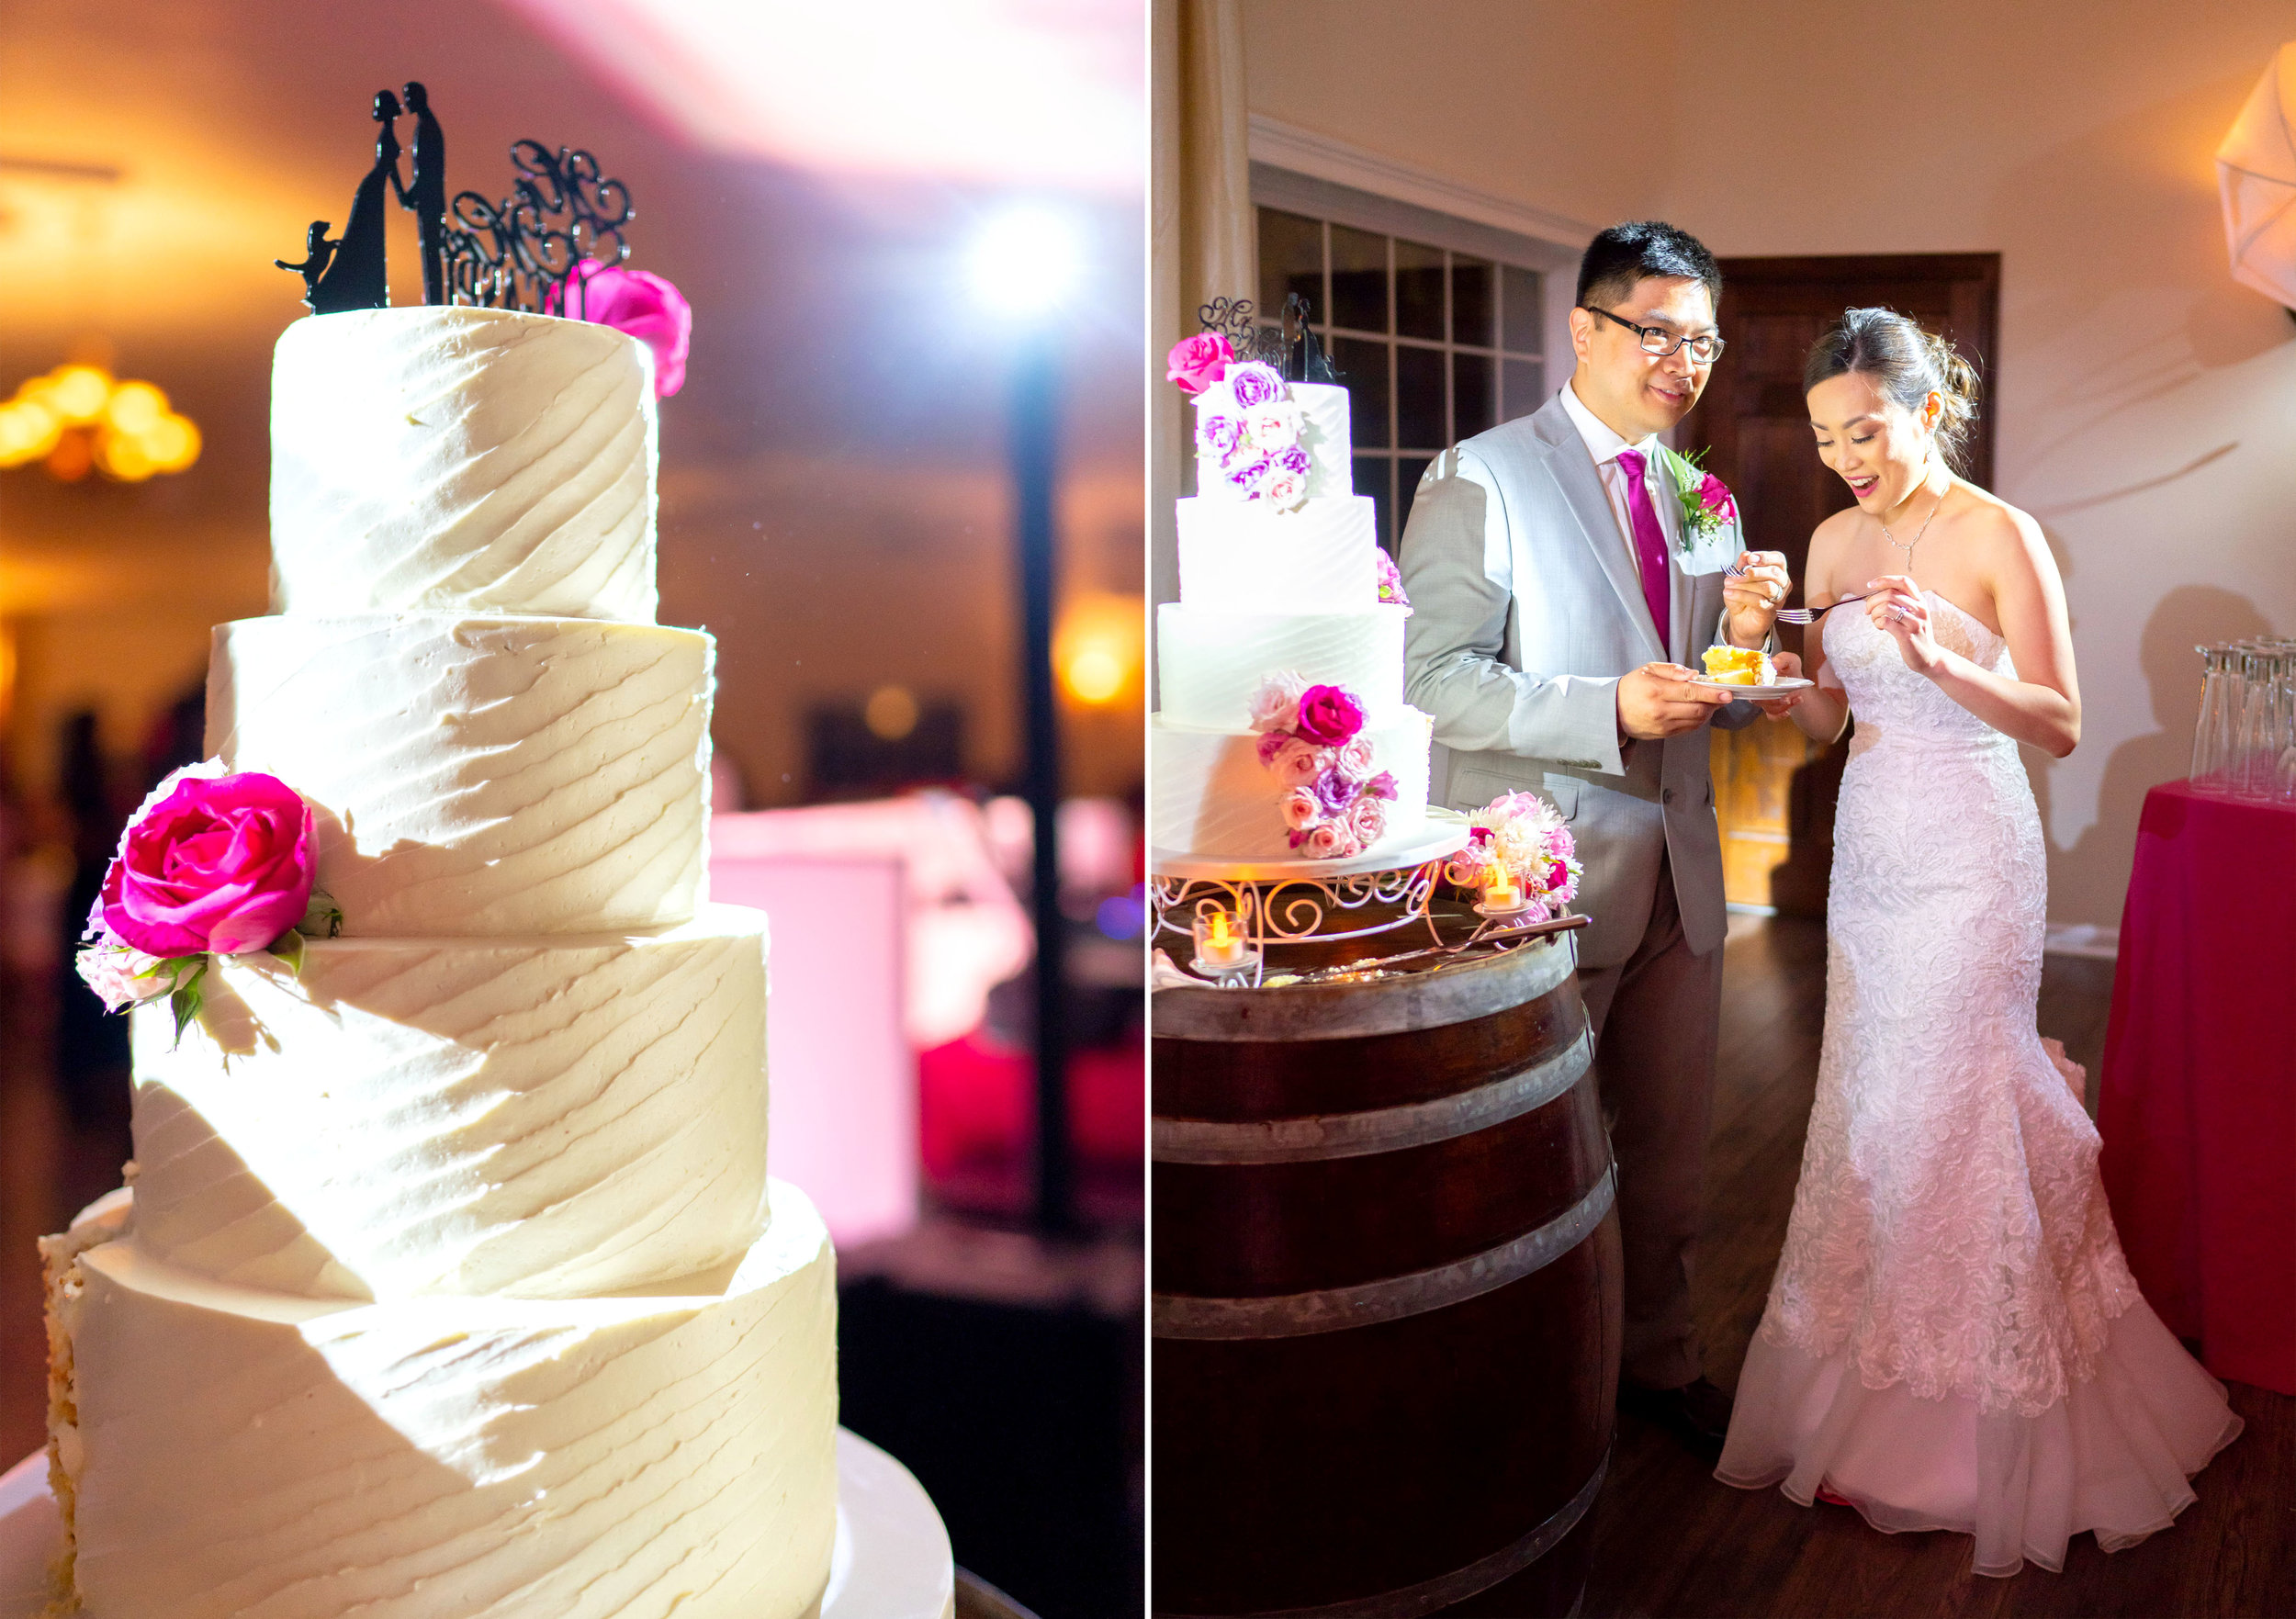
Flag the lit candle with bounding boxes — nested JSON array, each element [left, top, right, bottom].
[[1200, 907, 1247, 967], [1483, 866, 1520, 911]]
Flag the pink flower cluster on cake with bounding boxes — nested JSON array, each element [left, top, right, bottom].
[[1444, 790, 1582, 921], [1375, 547, 1411, 612], [1247, 672, 1398, 859], [74, 761, 335, 1039], [1184, 356, 1314, 512], [547, 261, 692, 399]]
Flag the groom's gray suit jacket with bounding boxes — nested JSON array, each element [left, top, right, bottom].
[[1400, 393, 1753, 970]]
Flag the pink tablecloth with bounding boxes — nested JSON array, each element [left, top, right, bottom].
[[2099, 780, 2296, 1395]]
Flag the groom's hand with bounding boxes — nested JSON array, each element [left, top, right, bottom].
[[1618, 663, 1733, 740], [1723, 550, 1793, 647]]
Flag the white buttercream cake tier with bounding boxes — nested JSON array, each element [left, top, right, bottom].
[[1190, 380, 1352, 503], [1150, 706, 1433, 860], [1156, 602, 1407, 729], [127, 905, 772, 1303], [270, 307, 658, 623], [45, 1181, 836, 1619], [208, 613, 712, 938], [1175, 494, 1379, 613]]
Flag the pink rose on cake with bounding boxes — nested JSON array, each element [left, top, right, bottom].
[[1246, 670, 1309, 734], [1166, 332, 1234, 395], [1345, 794, 1387, 849], [98, 765, 316, 959], [1279, 788, 1322, 832], [547, 262, 692, 399], [73, 941, 174, 1015], [1257, 467, 1308, 511], [1262, 737, 1328, 788], [1375, 548, 1412, 611], [1295, 823, 1347, 860], [1292, 684, 1366, 747], [1243, 401, 1301, 452], [1337, 736, 1377, 781]]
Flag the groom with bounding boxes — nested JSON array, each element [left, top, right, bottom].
[[1399, 221, 1796, 1453]]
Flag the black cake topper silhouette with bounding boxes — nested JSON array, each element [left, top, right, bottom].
[[393, 81, 448, 307], [276, 84, 637, 319], [1196, 293, 1341, 385]]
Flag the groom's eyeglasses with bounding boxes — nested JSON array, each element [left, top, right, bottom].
[[1581, 305, 1726, 365]]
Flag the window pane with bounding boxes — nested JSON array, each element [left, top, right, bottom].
[[1453, 352, 1494, 441], [1395, 239, 1445, 342], [1257, 208, 1322, 330], [1502, 264, 1544, 354], [1452, 256, 1494, 348], [1503, 358, 1547, 421], [1396, 455, 1433, 541], [1331, 225, 1388, 333], [1355, 456, 1391, 550], [1395, 343, 1446, 450], [1332, 337, 1389, 448]]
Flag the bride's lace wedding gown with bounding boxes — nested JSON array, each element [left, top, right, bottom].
[[1716, 590, 2242, 1577]]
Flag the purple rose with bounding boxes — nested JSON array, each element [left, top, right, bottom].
[[1226, 456, 1271, 493], [546, 263, 692, 398], [100, 770, 316, 958], [1293, 683, 1366, 746], [1273, 444, 1311, 478], [1167, 332, 1234, 395], [1365, 770, 1399, 802], [1227, 362, 1286, 410], [1197, 412, 1243, 462], [1309, 767, 1356, 816]]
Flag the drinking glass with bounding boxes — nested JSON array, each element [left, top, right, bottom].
[[2191, 643, 2238, 793]]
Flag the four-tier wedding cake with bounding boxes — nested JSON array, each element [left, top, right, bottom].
[[40, 306, 838, 1618], [1151, 349, 1432, 861]]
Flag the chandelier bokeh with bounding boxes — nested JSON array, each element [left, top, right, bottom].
[[0, 363, 201, 482]]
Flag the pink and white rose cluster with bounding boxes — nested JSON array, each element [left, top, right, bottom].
[[74, 761, 335, 1039], [1247, 672, 1398, 859], [1375, 547, 1412, 612], [1188, 360, 1313, 512], [1444, 790, 1582, 922]]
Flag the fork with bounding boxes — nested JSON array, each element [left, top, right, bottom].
[[1773, 594, 1868, 626]]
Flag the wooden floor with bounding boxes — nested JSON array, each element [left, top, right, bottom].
[[1575, 914, 2293, 1619]]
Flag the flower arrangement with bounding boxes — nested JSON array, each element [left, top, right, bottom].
[[546, 261, 692, 398], [1443, 791, 1582, 922], [74, 762, 340, 1041], [1375, 547, 1411, 611], [1247, 672, 1398, 858], [1181, 354, 1314, 512], [1655, 444, 1738, 554]]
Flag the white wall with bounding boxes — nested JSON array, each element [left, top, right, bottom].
[[1244, 0, 2296, 927]]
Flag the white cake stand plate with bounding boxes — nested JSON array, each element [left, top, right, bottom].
[[0, 1427, 953, 1619]]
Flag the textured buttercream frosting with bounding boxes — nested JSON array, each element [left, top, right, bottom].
[[54, 1181, 836, 1619], [1156, 602, 1407, 728], [208, 613, 712, 937], [1176, 493, 1380, 613], [1151, 707, 1433, 859], [270, 308, 658, 622], [128, 905, 771, 1302]]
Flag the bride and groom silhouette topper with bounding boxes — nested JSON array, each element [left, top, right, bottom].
[[276, 83, 635, 318]]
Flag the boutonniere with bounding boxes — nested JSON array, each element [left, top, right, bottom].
[[1655, 444, 1738, 555]]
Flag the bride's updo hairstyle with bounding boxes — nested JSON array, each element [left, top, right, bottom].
[[1804, 307, 1982, 474]]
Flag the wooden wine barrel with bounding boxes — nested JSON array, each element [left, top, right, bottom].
[[1152, 937, 1621, 1619]]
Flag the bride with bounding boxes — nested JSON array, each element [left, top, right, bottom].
[[1715, 307, 2242, 1575]]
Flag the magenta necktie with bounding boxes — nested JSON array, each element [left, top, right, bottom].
[[1613, 447, 1672, 652]]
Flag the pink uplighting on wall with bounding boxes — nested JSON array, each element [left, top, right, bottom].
[[500, 0, 1146, 191]]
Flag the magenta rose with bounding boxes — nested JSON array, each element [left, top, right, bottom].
[[1697, 473, 1736, 522], [1293, 684, 1366, 746], [1166, 332, 1234, 395], [547, 262, 692, 398], [100, 771, 315, 958]]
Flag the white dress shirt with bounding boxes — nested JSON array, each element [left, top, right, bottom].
[[1556, 378, 1679, 588]]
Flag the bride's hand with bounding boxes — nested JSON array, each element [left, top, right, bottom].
[[1866, 574, 1944, 678], [1754, 650, 1808, 717]]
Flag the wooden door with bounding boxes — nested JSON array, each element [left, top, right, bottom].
[[1683, 253, 2000, 914]]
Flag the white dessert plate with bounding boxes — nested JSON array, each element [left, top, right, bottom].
[[0, 1427, 953, 1619], [1685, 675, 1814, 693]]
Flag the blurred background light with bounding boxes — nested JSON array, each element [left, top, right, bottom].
[[1054, 590, 1145, 708], [969, 205, 1086, 317], [0, 364, 200, 481], [502, 0, 1144, 191]]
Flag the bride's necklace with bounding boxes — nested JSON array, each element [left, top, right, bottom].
[[1878, 466, 1946, 568]]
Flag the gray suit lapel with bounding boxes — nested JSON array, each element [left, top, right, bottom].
[[1527, 397, 1666, 664]]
